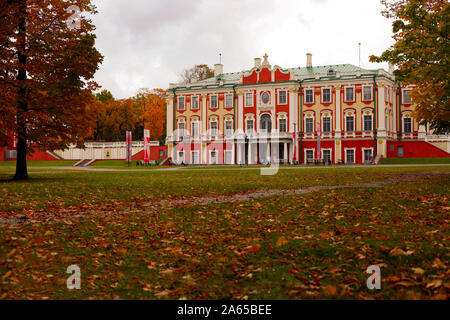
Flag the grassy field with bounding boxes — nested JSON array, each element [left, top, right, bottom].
[[0, 161, 77, 167], [0, 166, 448, 299], [380, 157, 450, 164]]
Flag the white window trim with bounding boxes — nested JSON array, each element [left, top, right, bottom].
[[344, 148, 356, 164], [246, 118, 255, 132], [321, 87, 332, 104], [362, 148, 374, 163], [191, 151, 200, 165], [363, 113, 373, 132], [245, 92, 254, 107], [402, 88, 412, 104], [278, 89, 288, 105], [321, 148, 332, 161], [345, 114, 355, 132], [225, 94, 233, 108], [304, 116, 315, 134], [191, 95, 199, 110], [190, 119, 199, 138], [344, 86, 355, 102], [402, 115, 413, 133], [224, 150, 234, 165], [321, 115, 332, 133], [304, 149, 315, 162], [210, 94, 218, 109], [362, 85, 373, 101], [225, 120, 234, 136], [210, 120, 218, 137], [278, 115, 288, 133], [209, 150, 218, 165], [178, 151, 185, 163], [304, 88, 314, 104], [178, 96, 185, 110]]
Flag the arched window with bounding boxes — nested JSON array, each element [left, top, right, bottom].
[[260, 114, 272, 133]]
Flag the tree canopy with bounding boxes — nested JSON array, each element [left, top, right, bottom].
[[0, 0, 103, 179], [370, 0, 449, 133], [178, 64, 214, 84]]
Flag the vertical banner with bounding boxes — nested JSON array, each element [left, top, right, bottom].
[[126, 131, 132, 165], [292, 123, 297, 163], [317, 122, 321, 161], [143, 129, 150, 164]]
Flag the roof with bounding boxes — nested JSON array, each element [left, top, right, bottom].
[[172, 64, 391, 91]]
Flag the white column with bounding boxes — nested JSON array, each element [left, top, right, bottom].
[[284, 143, 288, 162], [201, 94, 207, 134], [166, 96, 174, 138], [378, 84, 386, 133], [238, 92, 244, 131], [335, 86, 341, 137], [289, 89, 297, 132]]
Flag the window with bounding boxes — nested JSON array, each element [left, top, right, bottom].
[[178, 151, 185, 163], [397, 146, 404, 157], [262, 92, 270, 104], [279, 118, 287, 133], [246, 119, 254, 132], [178, 97, 185, 110], [345, 87, 354, 102], [245, 93, 253, 107], [363, 86, 372, 101], [191, 96, 199, 110], [210, 121, 218, 136], [322, 88, 331, 103], [225, 94, 233, 108], [404, 118, 412, 133], [225, 151, 233, 165], [210, 151, 217, 165], [363, 115, 372, 131], [305, 118, 314, 133], [323, 150, 331, 163], [306, 150, 314, 162], [210, 95, 218, 109], [403, 89, 412, 104], [322, 117, 331, 133], [346, 149, 355, 164], [159, 150, 164, 159], [191, 121, 199, 137], [305, 89, 314, 104], [346, 116, 354, 132], [191, 151, 199, 165], [364, 149, 373, 164], [225, 120, 233, 136], [178, 122, 185, 137], [278, 90, 287, 105]]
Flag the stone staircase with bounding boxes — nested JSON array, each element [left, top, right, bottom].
[[73, 159, 95, 167]]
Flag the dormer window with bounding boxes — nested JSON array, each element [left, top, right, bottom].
[[327, 68, 336, 76]]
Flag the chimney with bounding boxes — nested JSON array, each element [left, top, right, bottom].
[[254, 57, 261, 68], [214, 63, 223, 76], [388, 63, 394, 74], [306, 53, 312, 68]]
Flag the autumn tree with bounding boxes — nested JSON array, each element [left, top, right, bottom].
[[133, 88, 167, 143], [0, 0, 103, 180], [370, 0, 449, 132], [178, 64, 214, 84]]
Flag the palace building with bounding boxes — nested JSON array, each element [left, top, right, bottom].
[[165, 53, 449, 165]]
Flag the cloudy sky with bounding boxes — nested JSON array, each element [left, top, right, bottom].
[[90, 0, 395, 99]]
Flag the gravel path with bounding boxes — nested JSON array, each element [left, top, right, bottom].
[[1, 171, 448, 227]]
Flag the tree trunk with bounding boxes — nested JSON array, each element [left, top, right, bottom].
[[14, 0, 29, 180]]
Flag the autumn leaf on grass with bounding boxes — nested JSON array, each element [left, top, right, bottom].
[[276, 236, 289, 247], [426, 279, 442, 289], [323, 285, 338, 297], [389, 248, 414, 256], [411, 267, 425, 275], [247, 244, 261, 253]]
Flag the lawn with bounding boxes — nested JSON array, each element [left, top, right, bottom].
[[0, 166, 448, 299], [380, 157, 450, 164], [0, 161, 77, 167]]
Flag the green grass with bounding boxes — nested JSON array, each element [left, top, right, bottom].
[[0, 161, 77, 167], [0, 171, 448, 299], [380, 157, 450, 164], [90, 160, 163, 168]]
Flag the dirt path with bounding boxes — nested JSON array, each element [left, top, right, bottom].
[[1, 171, 448, 227]]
